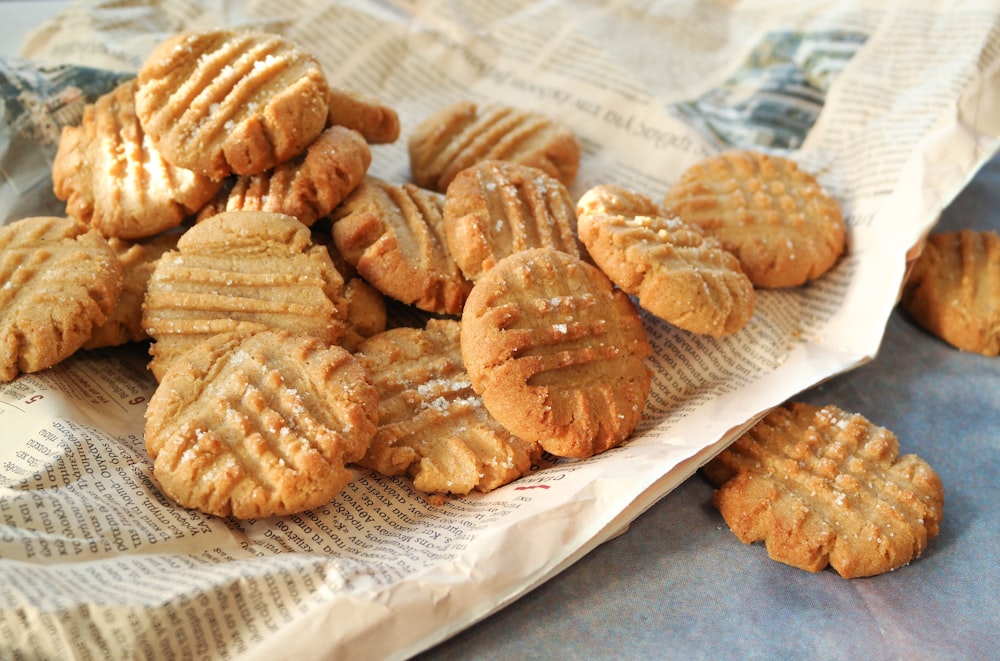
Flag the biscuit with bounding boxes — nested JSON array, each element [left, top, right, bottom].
[[461, 248, 652, 458], [144, 329, 378, 518], [196, 125, 372, 227], [0, 216, 123, 382], [135, 29, 330, 179], [357, 319, 541, 495], [443, 159, 582, 281], [408, 101, 581, 193], [662, 150, 846, 288], [83, 233, 180, 350], [340, 277, 387, 353], [577, 184, 755, 337], [142, 211, 348, 381], [330, 177, 472, 316], [327, 86, 400, 144], [703, 402, 944, 578], [52, 78, 223, 240], [900, 229, 999, 356]]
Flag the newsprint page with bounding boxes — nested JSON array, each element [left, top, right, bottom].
[[1, 1, 998, 659]]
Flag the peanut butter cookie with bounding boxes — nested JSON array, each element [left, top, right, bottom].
[[135, 29, 330, 179], [703, 402, 944, 578], [577, 184, 754, 337], [0, 216, 123, 381], [408, 101, 580, 193], [357, 319, 541, 495], [145, 329, 378, 519], [443, 159, 582, 281], [142, 211, 347, 380], [663, 150, 846, 288], [901, 229, 999, 356], [461, 248, 652, 458]]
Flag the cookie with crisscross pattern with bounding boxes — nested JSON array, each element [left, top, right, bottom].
[[663, 150, 845, 288], [145, 329, 377, 518], [460, 248, 652, 458], [577, 184, 754, 336], [703, 402, 944, 578], [357, 318, 541, 495]]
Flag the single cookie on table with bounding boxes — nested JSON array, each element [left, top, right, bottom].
[[196, 125, 372, 227], [443, 159, 582, 281], [83, 233, 180, 350], [135, 29, 330, 179], [357, 319, 541, 495], [461, 248, 653, 459], [0, 216, 123, 382], [662, 150, 846, 288], [408, 100, 581, 193], [702, 402, 944, 579], [52, 78, 223, 240], [144, 329, 378, 519], [330, 177, 472, 316], [142, 211, 348, 381], [327, 86, 400, 144], [577, 184, 755, 337], [900, 229, 999, 356]]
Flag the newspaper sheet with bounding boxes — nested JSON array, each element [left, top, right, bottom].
[[2, 0, 998, 659]]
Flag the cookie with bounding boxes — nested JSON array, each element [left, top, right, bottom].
[[52, 78, 223, 240], [330, 177, 472, 316], [408, 101, 581, 193], [443, 159, 582, 281], [196, 125, 372, 227], [577, 184, 755, 337], [662, 150, 846, 288], [135, 29, 330, 179], [461, 248, 652, 458], [144, 329, 378, 518], [142, 211, 348, 381], [703, 402, 944, 578], [900, 229, 999, 356], [357, 319, 541, 495], [83, 233, 180, 350], [327, 86, 400, 144], [0, 216, 123, 382], [340, 277, 387, 353]]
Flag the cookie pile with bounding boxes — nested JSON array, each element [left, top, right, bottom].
[[4, 27, 915, 527]]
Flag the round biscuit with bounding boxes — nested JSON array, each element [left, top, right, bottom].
[[145, 329, 378, 518], [662, 150, 846, 288], [460, 247, 652, 458]]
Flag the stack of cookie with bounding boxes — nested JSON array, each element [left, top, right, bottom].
[[2, 27, 957, 551]]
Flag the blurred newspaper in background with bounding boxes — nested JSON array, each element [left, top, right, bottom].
[[1, 1, 998, 659]]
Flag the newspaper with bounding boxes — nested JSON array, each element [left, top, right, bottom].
[[1, 0, 998, 658]]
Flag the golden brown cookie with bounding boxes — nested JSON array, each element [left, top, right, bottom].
[[408, 101, 581, 193], [703, 402, 944, 578], [52, 78, 223, 240], [461, 248, 652, 458], [83, 233, 180, 350], [577, 184, 755, 337], [196, 125, 371, 227], [357, 319, 541, 495], [142, 211, 348, 381], [330, 177, 472, 315], [144, 329, 378, 519], [662, 150, 846, 288], [900, 229, 999, 356], [0, 216, 123, 382], [443, 159, 582, 281], [340, 277, 387, 353], [327, 86, 400, 144], [135, 29, 330, 179]]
